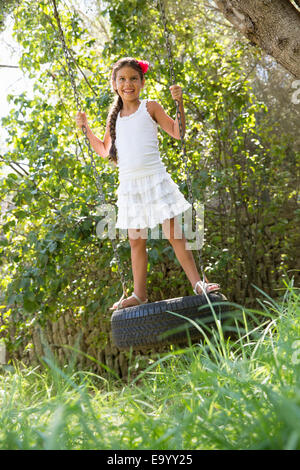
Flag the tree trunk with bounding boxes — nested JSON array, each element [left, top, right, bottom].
[[214, 0, 300, 78]]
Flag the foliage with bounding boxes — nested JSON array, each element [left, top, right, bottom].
[[0, 0, 299, 359], [0, 0, 20, 32], [0, 282, 300, 450]]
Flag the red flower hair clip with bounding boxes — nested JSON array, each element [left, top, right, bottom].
[[137, 60, 149, 74]]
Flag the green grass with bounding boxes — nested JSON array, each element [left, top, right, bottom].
[[0, 279, 300, 450]]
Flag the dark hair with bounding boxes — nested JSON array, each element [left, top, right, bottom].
[[108, 57, 145, 164]]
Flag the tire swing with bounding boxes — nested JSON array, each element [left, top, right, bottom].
[[51, 0, 229, 352], [111, 0, 229, 351]]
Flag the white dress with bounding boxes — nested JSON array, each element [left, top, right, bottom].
[[115, 99, 191, 229]]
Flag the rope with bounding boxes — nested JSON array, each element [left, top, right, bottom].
[[157, 0, 205, 280], [51, 0, 128, 299]]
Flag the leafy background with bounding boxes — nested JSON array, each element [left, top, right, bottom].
[[0, 0, 299, 375]]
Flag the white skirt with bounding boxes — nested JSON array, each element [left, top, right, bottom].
[[116, 169, 191, 229]]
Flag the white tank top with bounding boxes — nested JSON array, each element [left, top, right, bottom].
[[115, 99, 167, 180]]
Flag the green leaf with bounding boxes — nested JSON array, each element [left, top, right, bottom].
[[23, 298, 38, 313]]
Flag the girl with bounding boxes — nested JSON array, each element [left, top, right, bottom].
[[76, 57, 220, 310]]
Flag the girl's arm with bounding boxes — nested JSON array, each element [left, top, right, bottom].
[[75, 112, 111, 158], [147, 85, 186, 140]]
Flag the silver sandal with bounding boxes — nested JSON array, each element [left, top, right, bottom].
[[193, 280, 221, 296], [110, 292, 148, 311]]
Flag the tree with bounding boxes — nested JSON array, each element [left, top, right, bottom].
[[0, 0, 21, 32], [0, 0, 299, 378], [214, 0, 300, 78]]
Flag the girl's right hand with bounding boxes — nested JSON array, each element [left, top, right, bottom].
[[76, 111, 88, 129]]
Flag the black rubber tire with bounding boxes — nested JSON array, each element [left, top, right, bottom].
[[111, 292, 230, 350]]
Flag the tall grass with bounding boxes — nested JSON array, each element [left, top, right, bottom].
[[0, 279, 299, 450]]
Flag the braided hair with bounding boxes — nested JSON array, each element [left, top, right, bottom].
[[108, 57, 145, 164]]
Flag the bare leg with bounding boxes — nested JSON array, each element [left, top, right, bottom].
[[129, 228, 148, 300], [112, 228, 148, 308], [162, 217, 216, 294]]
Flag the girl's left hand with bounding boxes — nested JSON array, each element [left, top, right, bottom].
[[169, 84, 183, 101]]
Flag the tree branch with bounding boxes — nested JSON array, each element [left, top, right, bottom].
[[214, 0, 300, 78], [0, 64, 19, 68]]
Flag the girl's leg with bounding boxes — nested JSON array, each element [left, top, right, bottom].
[[162, 217, 213, 294], [129, 227, 148, 300], [113, 228, 148, 308]]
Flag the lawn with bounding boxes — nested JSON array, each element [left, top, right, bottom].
[[0, 280, 299, 450]]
